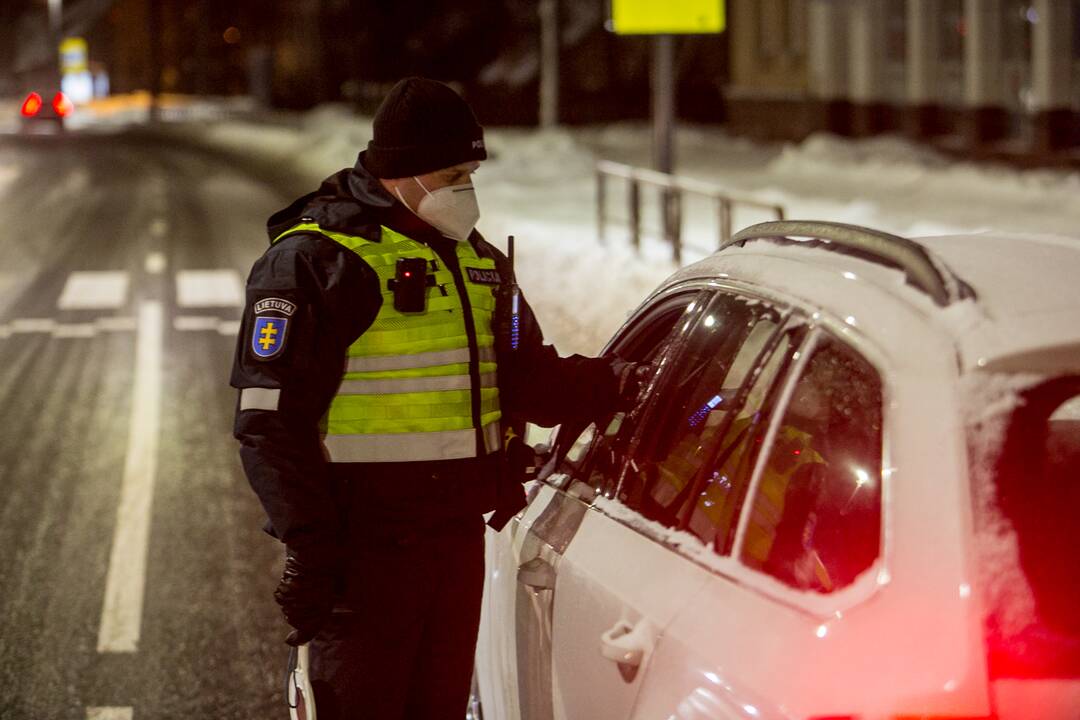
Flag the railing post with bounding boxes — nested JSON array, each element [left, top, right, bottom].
[[668, 189, 682, 265], [629, 178, 641, 251], [596, 167, 606, 245], [718, 197, 733, 248], [775, 204, 786, 221]]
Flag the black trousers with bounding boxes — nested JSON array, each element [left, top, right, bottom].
[[307, 516, 485, 720]]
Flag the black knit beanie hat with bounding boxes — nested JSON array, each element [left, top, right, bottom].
[[365, 77, 487, 179]]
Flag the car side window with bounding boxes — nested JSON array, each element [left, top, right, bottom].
[[616, 293, 789, 544], [682, 325, 804, 552], [738, 334, 883, 593], [549, 291, 705, 495]]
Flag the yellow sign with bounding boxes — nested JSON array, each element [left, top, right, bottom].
[[59, 37, 89, 74], [611, 0, 726, 35]]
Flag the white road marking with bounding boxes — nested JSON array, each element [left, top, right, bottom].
[[0, 317, 138, 340], [11, 318, 55, 333], [58, 271, 129, 310], [53, 323, 96, 338], [217, 319, 240, 336], [174, 315, 241, 336], [87, 708, 133, 720], [144, 252, 167, 275], [95, 316, 139, 333], [97, 301, 163, 653], [149, 218, 168, 238], [173, 315, 221, 331], [176, 269, 243, 308]]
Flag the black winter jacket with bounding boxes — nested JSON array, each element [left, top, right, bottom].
[[231, 153, 619, 569]]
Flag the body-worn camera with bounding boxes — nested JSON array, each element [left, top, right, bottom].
[[389, 257, 433, 312]]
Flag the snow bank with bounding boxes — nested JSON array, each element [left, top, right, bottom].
[[766, 133, 1080, 238], [169, 108, 1080, 354]]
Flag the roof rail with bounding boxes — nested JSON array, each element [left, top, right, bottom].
[[723, 220, 974, 307]]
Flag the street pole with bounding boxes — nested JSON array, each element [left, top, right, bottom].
[[538, 0, 560, 128], [148, 0, 161, 122], [652, 34, 680, 261], [652, 34, 675, 175], [48, 0, 62, 87], [48, 0, 62, 38]]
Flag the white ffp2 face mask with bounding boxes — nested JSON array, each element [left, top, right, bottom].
[[397, 176, 480, 241]]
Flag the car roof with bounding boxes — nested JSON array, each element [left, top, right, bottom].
[[922, 233, 1080, 374], [917, 233, 1079, 320], [670, 224, 1080, 376]]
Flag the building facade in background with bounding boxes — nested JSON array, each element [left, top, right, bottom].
[[726, 0, 1079, 155], [3, 0, 1073, 162]]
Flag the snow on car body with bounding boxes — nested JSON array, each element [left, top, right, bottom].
[[475, 221, 1080, 720]]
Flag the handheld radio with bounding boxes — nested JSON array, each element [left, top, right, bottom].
[[508, 235, 520, 350]]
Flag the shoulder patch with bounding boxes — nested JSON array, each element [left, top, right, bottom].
[[251, 316, 289, 359], [466, 267, 501, 285], [253, 297, 297, 316]]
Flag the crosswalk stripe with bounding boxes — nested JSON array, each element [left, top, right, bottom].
[[58, 271, 129, 310], [54, 323, 96, 338], [11, 318, 55, 333], [217, 319, 240, 336], [0, 318, 138, 339], [174, 315, 241, 336], [95, 316, 138, 332], [173, 315, 220, 331], [86, 708, 133, 720], [176, 269, 243, 308]]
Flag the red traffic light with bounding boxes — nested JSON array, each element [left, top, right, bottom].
[[52, 92, 73, 118], [21, 92, 43, 117]]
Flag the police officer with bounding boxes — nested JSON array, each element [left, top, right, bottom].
[[231, 77, 631, 719]]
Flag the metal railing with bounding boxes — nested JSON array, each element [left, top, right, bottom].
[[596, 159, 785, 264]]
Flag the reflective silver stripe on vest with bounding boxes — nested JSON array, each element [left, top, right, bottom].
[[323, 421, 502, 463], [240, 387, 280, 411], [336, 372, 497, 395], [346, 346, 497, 373]]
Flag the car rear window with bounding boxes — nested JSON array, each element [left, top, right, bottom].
[[969, 377, 1080, 679], [738, 334, 883, 592]]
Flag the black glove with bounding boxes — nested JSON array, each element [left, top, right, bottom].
[[274, 553, 336, 646], [505, 434, 539, 483], [611, 359, 655, 410]]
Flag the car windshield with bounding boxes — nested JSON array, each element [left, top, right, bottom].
[[969, 378, 1080, 679]]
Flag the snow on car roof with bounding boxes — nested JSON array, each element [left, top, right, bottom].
[[917, 233, 1080, 320], [674, 230, 1080, 375], [920, 233, 1080, 374]]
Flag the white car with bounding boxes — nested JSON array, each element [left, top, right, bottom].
[[473, 221, 1080, 720]]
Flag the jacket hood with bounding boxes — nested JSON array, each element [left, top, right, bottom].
[[266, 152, 395, 244]]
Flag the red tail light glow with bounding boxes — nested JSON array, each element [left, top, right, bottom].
[[809, 715, 996, 719], [21, 92, 43, 117], [52, 92, 73, 118]]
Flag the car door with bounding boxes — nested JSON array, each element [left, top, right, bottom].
[[631, 327, 890, 720], [476, 287, 707, 720], [540, 290, 798, 720]]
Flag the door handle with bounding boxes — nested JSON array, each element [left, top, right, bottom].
[[517, 557, 555, 590], [599, 618, 655, 683]]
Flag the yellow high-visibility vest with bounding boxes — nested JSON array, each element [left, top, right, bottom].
[[274, 222, 502, 462]]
